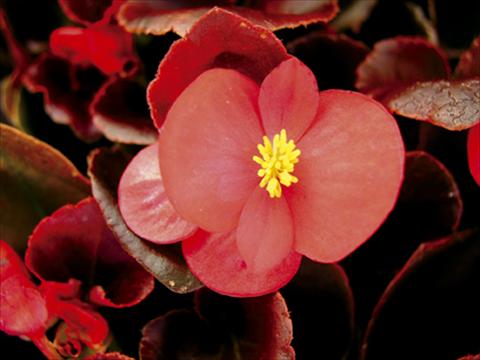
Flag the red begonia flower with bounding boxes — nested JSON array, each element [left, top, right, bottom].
[[50, 22, 138, 76], [160, 58, 404, 266], [468, 123, 480, 186], [26, 197, 154, 308], [119, 57, 404, 296]]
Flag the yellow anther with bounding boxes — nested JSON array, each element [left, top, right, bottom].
[[253, 129, 301, 198]]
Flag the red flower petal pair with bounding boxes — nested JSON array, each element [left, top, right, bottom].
[[119, 56, 404, 296]]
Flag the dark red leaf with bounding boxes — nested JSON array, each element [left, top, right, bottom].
[[58, 0, 114, 26], [25, 197, 154, 308], [146, 7, 289, 128], [0, 241, 48, 338], [281, 260, 354, 360], [361, 229, 480, 360], [22, 54, 105, 141], [455, 36, 480, 78], [140, 290, 294, 359], [91, 77, 157, 145], [87, 147, 203, 293], [388, 78, 480, 130], [468, 123, 480, 186], [0, 124, 91, 252], [342, 151, 463, 326], [140, 310, 220, 360], [182, 230, 301, 297], [117, 1, 338, 37], [356, 36, 450, 101], [287, 31, 369, 90], [195, 289, 294, 359]]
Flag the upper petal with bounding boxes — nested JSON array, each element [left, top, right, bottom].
[[259, 57, 319, 141], [236, 187, 294, 272], [289, 90, 404, 262], [159, 68, 263, 233]]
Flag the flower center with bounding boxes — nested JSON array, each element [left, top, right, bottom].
[[253, 129, 301, 198]]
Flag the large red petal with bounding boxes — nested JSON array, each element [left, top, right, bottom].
[[159, 68, 262, 233], [0, 241, 48, 338], [182, 230, 302, 297], [118, 143, 197, 244], [468, 123, 480, 186], [236, 187, 294, 272], [259, 57, 319, 141], [289, 90, 404, 262], [147, 7, 288, 128]]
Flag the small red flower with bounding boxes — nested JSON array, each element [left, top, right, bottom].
[[119, 57, 404, 296]]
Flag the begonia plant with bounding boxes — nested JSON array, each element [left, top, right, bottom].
[[1, 0, 479, 358]]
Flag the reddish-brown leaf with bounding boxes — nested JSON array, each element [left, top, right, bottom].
[[287, 31, 369, 90], [117, 1, 338, 37], [388, 79, 480, 130], [87, 147, 203, 293], [356, 36, 450, 101], [22, 54, 105, 141], [146, 7, 289, 128], [91, 77, 157, 145]]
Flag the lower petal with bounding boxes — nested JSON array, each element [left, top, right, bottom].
[[182, 230, 301, 297], [236, 187, 294, 272], [290, 90, 404, 262]]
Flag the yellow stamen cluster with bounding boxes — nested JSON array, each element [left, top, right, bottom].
[[253, 129, 301, 198]]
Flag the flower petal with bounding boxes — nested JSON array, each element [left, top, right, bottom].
[[259, 57, 319, 141], [289, 90, 404, 262], [0, 241, 48, 338], [182, 230, 302, 297], [118, 143, 197, 244], [159, 68, 262, 233], [236, 187, 294, 272]]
